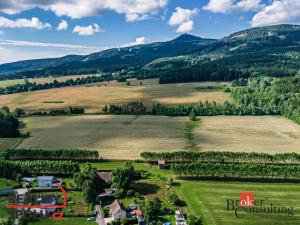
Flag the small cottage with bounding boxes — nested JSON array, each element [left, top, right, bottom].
[[158, 160, 166, 169]]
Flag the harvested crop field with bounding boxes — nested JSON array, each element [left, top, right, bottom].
[[18, 115, 300, 159], [0, 81, 230, 113], [18, 115, 188, 159], [194, 116, 300, 152]]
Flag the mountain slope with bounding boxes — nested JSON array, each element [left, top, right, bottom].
[[0, 34, 216, 79], [0, 24, 300, 82], [144, 24, 300, 83]]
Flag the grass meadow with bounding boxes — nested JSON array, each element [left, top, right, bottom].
[[176, 180, 300, 225]]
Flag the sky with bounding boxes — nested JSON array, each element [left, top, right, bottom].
[[0, 0, 299, 64]]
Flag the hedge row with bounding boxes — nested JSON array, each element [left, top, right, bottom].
[[140, 151, 300, 164], [3, 148, 99, 161], [171, 162, 300, 179]]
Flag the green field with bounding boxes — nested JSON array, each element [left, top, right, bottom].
[[176, 180, 300, 225], [0, 179, 17, 189], [28, 217, 92, 225], [0, 138, 23, 152]]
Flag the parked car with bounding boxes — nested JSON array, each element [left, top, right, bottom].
[[87, 217, 96, 221]]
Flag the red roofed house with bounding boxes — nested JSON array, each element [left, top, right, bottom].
[[109, 200, 126, 220], [158, 160, 166, 169]]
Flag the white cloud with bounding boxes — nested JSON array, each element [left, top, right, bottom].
[[133, 36, 147, 45], [203, 0, 262, 13], [0, 16, 52, 30], [125, 13, 149, 22], [168, 7, 198, 33], [56, 19, 68, 30], [0, 1, 168, 21], [0, 39, 106, 64], [72, 24, 102, 36], [251, 0, 300, 27], [122, 36, 147, 47], [0, 39, 102, 51], [176, 20, 194, 33]]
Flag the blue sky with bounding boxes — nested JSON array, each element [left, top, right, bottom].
[[0, 0, 299, 64]]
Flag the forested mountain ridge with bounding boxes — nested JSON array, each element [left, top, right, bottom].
[[0, 24, 300, 82], [0, 34, 216, 79]]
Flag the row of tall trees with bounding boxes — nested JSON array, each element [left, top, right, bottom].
[[231, 76, 300, 124], [105, 100, 267, 117], [103, 101, 147, 114], [0, 75, 106, 95], [171, 162, 300, 179], [140, 151, 300, 164], [27, 106, 85, 117], [3, 149, 99, 161], [0, 160, 79, 178]]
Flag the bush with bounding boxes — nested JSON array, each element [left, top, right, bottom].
[[187, 215, 203, 225], [126, 189, 135, 198]]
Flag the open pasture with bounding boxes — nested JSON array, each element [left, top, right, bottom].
[[0, 81, 230, 113], [177, 180, 300, 225], [17, 115, 300, 159]]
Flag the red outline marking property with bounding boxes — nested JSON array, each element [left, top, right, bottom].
[[6, 183, 67, 209]]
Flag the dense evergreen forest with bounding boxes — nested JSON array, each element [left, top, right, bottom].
[[0, 107, 20, 138], [231, 76, 300, 124]]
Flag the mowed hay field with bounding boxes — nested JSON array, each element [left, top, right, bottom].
[[0, 81, 230, 113], [18, 115, 300, 159], [194, 116, 300, 152], [18, 115, 188, 159], [176, 181, 300, 225]]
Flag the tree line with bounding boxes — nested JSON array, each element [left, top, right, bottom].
[[3, 149, 99, 161], [27, 106, 85, 116], [171, 162, 300, 179], [231, 76, 300, 124], [104, 100, 268, 117], [140, 151, 300, 164], [0, 106, 20, 138], [0, 75, 106, 95], [0, 160, 79, 179]]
